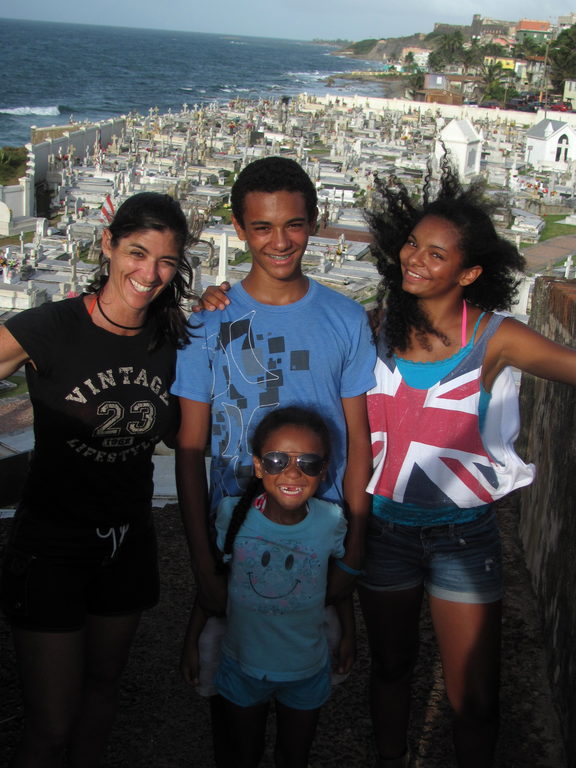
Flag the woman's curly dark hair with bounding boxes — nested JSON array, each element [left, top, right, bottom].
[[366, 155, 526, 352], [87, 192, 201, 351]]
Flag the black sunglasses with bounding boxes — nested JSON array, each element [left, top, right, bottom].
[[261, 452, 326, 477]]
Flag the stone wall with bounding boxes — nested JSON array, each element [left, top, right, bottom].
[[517, 277, 576, 768], [30, 117, 127, 183]]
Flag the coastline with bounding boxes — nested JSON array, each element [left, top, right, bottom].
[[324, 72, 407, 98]]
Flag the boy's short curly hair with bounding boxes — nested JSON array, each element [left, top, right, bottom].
[[231, 157, 317, 226]]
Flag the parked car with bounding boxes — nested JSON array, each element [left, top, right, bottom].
[[549, 102, 572, 112]]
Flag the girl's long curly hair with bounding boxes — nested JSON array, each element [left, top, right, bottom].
[[366, 155, 526, 353], [87, 192, 201, 351]]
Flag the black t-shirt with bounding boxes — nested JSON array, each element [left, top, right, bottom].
[[6, 296, 178, 525]]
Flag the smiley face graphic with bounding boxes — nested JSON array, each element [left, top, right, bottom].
[[230, 537, 320, 614]]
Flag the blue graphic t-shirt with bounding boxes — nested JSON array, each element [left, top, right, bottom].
[[172, 278, 376, 509], [216, 495, 346, 680]]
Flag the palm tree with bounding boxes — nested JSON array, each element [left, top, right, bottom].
[[461, 41, 484, 74], [512, 36, 546, 59], [406, 71, 425, 98], [548, 25, 576, 93], [476, 61, 517, 104], [403, 51, 417, 73]]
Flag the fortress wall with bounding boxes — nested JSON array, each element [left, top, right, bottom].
[[518, 276, 576, 767], [305, 92, 576, 129]]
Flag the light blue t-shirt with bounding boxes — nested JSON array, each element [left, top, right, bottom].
[[216, 495, 347, 681], [172, 278, 376, 509]]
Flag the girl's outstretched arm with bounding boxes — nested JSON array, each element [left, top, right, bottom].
[[484, 317, 576, 392]]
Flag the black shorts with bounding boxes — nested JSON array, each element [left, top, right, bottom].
[[0, 509, 159, 631]]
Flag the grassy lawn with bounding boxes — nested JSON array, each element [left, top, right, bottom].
[[0, 232, 35, 248], [208, 205, 232, 224], [540, 214, 576, 241], [231, 251, 252, 265], [0, 147, 27, 186]]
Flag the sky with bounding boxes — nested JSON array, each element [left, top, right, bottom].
[[2, 0, 576, 41]]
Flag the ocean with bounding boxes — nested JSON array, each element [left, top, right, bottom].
[[0, 18, 385, 148]]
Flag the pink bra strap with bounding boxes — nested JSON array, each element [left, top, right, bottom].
[[461, 300, 467, 348]]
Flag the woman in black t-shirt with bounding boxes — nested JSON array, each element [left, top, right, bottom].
[[0, 192, 197, 767]]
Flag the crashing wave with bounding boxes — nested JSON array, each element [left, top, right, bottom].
[[0, 105, 60, 116]]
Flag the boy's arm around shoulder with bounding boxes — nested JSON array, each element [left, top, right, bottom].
[[191, 281, 231, 313]]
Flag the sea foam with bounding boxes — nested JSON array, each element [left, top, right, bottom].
[[0, 106, 60, 116]]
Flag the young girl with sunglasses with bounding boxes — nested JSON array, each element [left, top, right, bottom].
[[181, 406, 355, 768]]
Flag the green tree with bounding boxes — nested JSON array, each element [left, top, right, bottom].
[[406, 71, 425, 98], [426, 30, 466, 71], [461, 41, 484, 74], [512, 37, 546, 59], [0, 146, 27, 186], [476, 62, 517, 103], [347, 39, 379, 56], [548, 25, 576, 93]]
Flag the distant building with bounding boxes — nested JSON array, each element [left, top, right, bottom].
[[470, 14, 516, 45], [557, 12, 576, 32], [525, 119, 576, 169], [417, 74, 464, 106], [432, 22, 471, 38], [483, 56, 516, 71], [515, 55, 548, 90], [516, 20, 553, 44], [563, 80, 576, 110], [399, 46, 429, 68]]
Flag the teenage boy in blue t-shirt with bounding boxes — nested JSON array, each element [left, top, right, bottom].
[[172, 157, 376, 614]]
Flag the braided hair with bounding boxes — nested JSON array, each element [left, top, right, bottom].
[[221, 406, 331, 562]]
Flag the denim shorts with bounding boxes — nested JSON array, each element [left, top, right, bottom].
[[214, 653, 332, 710], [359, 508, 503, 604]]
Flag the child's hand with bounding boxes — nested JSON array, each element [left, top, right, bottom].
[[180, 624, 200, 686], [180, 600, 207, 686], [326, 562, 357, 604], [334, 630, 356, 676], [191, 281, 231, 313]]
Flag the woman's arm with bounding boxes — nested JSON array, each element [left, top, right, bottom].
[[484, 317, 576, 391], [0, 326, 32, 379], [175, 398, 227, 615]]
